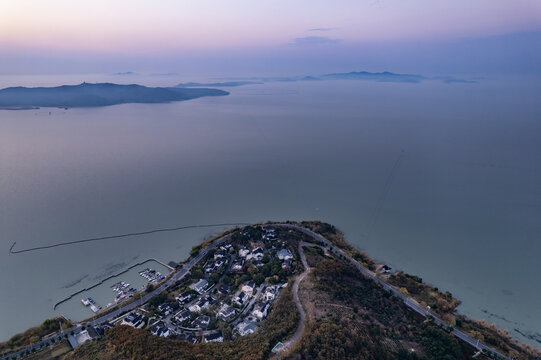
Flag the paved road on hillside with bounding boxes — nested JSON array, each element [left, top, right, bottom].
[[4, 224, 513, 360], [276, 224, 513, 360]]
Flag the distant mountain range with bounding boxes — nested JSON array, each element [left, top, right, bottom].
[[112, 72, 138, 76], [0, 82, 228, 108], [0, 70, 474, 109], [321, 71, 424, 82], [175, 71, 474, 88], [176, 81, 264, 88]]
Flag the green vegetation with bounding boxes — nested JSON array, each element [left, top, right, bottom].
[[292, 245, 475, 360], [294, 221, 540, 360], [387, 271, 460, 315], [24, 340, 72, 360], [19, 221, 538, 360], [148, 293, 169, 308], [0, 318, 73, 356], [453, 317, 541, 359], [189, 244, 201, 258]]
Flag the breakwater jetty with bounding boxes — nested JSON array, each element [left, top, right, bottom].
[[9, 222, 249, 254], [53, 258, 168, 311]]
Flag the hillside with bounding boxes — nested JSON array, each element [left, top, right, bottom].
[[0, 82, 228, 108], [63, 222, 539, 360]]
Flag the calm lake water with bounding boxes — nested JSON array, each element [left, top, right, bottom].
[[0, 75, 540, 347]]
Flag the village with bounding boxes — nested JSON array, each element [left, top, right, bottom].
[[2, 222, 527, 360], [111, 225, 297, 344]]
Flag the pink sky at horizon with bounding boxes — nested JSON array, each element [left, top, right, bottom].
[[1, 0, 540, 54]]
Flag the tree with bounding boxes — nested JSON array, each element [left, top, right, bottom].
[[253, 273, 265, 285], [190, 245, 201, 257], [221, 326, 233, 341], [261, 263, 272, 277], [148, 293, 168, 308], [222, 275, 232, 286], [209, 272, 220, 284], [191, 266, 204, 279]]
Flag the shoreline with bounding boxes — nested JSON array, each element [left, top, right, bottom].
[[2, 222, 539, 359], [0, 106, 39, 110], [53, 258, 172, 311]]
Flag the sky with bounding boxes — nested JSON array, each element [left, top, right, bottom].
[[1, 0, 540, 76]]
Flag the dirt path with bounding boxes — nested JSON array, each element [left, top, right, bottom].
[[280, 241, 311, 352]]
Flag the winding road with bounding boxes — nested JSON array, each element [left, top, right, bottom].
[[278, 224, 513, 360], [2, 224, 513, 360], [2, 232, 232, 360]]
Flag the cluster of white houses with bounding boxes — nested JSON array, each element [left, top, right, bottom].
[[115, 226, 294, 344]]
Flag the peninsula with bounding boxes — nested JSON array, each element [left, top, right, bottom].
[[0, 82, 228, 108], [1, 222, 538, 360]]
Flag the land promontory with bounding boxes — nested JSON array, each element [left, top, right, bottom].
[[0, 82, 228, 108], [2, 222, 538, 360]]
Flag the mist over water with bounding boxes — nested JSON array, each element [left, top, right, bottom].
[[0, 76, 540, 346]]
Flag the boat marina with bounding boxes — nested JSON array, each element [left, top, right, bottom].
[[111, 281, 137, 304], [55, 260, 172, 321], [138, 268, 164, 283], [80, 297, 101, 313]]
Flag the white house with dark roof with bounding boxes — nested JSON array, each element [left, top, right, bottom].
[[215, 258, 226, 268], [253, 259, 264, 267], [121, 312, 146, 328], [238, 247, 250, 258], [205, 261, 215, 273], [232, 259, 244, 272], [262, 226, 277, 240], [252, 302, 270, 319], [190, 279, 208, 294], [217, 304, 236, 321], [189, 295, 214, 313], [233, 291, 248, 306], [276, 248, 293, 261], [193, 315, 210, 329], [217, 283, 230, 295], [236, 319, 259, 336], [263, 286, 279, 301], [242, 280, 256, 294], [175, 309, 191, 323], [158, 303, 174, 316], [214, 249, 226, 260], [150, 324, 171, 338], [176, 291, 192, 303], [204, 331, 223, 343], [68, 328, 99, 349], [178, 332, 197, 344], [247, 247, 264, 261]]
